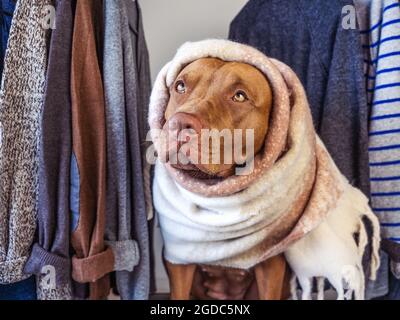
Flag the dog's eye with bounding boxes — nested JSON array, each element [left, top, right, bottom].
[[232, 90, 248, 103], [175, 80, 186, 94]]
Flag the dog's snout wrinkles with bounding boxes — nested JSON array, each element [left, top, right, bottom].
[[167, 112, 202, 135]]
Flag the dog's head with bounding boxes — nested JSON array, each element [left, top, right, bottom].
[[162, 58, 273, 178]]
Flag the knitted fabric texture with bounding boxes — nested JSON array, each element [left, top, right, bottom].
[[0, 0, 51, 284], [23, 0, 75, 300], [103, 0, 148, 300], [118, 0, 151, 299], [150, 39, 381, 300]]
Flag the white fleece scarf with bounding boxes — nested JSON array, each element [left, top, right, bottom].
[[150, 39, 381, 300]]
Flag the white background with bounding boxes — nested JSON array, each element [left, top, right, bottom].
[[141, 0, 248, 81]]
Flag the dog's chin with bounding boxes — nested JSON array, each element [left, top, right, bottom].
[[167, 151, 236, 179], [170, 163, 221, 180]]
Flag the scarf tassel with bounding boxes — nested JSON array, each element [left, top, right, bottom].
[[290, 207, 380, 300]]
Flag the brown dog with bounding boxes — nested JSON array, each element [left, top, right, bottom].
[[164, 58, 272, 177], [163, 58, 290, 300]]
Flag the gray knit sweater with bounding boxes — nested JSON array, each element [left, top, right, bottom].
[[125, 0, 152, 299], [0, 0, 51, 284], [24, 0, 75, 300], [103, 0, 140, 297], [103, 0, 151, 300]]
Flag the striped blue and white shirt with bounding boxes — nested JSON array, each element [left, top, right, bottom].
[[360, 0, 400, 247]]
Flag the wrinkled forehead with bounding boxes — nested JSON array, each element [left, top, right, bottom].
[[174, 58, 270, 89]]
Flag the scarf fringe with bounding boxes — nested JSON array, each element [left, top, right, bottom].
[[317, 277, 325, 300], [364, 207, 381, 281], [289, 205, 381, 300]]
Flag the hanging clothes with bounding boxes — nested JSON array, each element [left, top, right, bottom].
[[70, 0, 114, 300], [0, 0, 51, 285], [0, 0, 37, 302], [127, 0, 154, 222], [356, 0, 400, 297], [123, 0, 152, 300], [0, 0, 16, 79], [229, 0, 386, 298], [23, 0, 76, 300], [103, 0, 140, 299]]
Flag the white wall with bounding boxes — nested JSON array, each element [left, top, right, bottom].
[[141, 0, 248, 81], [140, 0, 248, 293]]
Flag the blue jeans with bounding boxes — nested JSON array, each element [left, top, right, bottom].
[[1, 0, 16, 78], [0, 277, 37, 300]]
